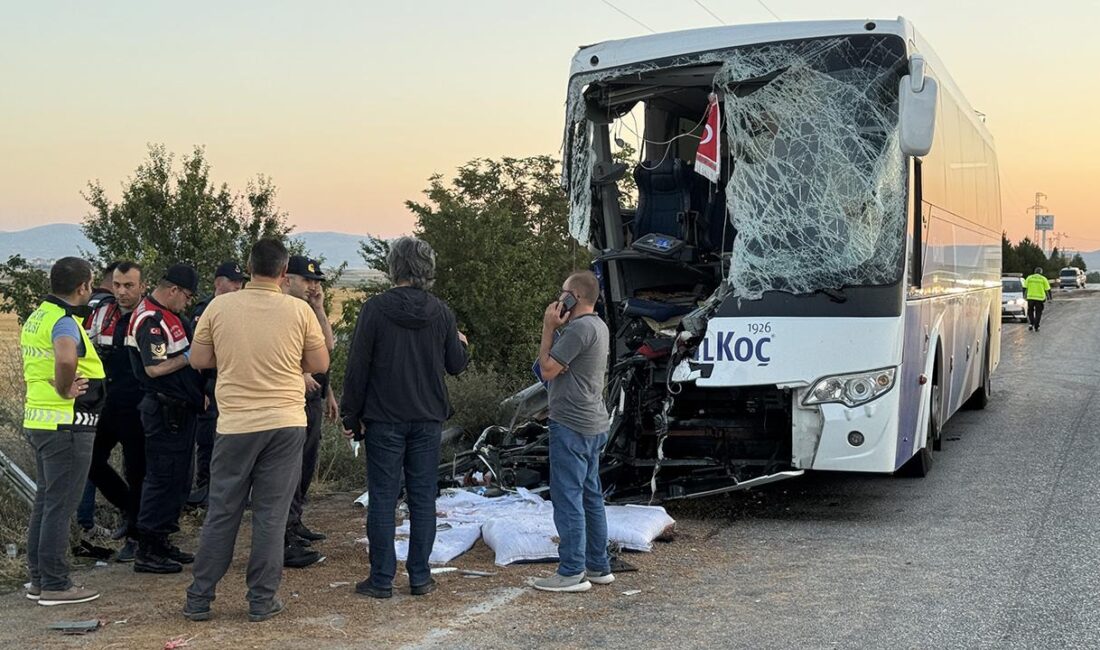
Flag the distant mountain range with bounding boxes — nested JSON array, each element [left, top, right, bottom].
[[0, 223, 372, 269]]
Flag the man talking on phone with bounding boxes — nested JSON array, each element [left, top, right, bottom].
[[532, 271, 612, 593]]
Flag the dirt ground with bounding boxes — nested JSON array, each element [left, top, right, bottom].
[[0, 489, 693, 650]]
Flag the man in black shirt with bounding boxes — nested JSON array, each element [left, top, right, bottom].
[[282, 256, 337, 567], [83, 261, 147, 562], [187, 261, 246, 508], [125, 263, 206, 574]]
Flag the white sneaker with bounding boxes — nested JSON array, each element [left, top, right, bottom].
[[586, 570, 615, 585], [533, 573, 591, 592]]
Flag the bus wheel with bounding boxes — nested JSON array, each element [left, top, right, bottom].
[[965, 338, 991, 410], [899, 380, 939, 477]]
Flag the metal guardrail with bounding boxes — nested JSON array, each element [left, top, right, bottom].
[[0, 447, 36, 507]]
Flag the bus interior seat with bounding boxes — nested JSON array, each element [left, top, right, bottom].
[[632, 158, 693, 239], [692, 177, 734, 253]]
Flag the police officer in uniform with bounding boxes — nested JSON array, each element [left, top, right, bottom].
[[84, 261, 147, 562], [22, 257, 106, 605], [282, 256, 337, 567], [126, 263, 206, 574], [187, 261, 246, 508]]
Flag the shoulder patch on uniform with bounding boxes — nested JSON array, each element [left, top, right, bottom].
[[150, 326, 162, 336], [151, 343, 167, 359]]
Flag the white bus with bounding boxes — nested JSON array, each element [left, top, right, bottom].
[[563, 18, 1001, 500]]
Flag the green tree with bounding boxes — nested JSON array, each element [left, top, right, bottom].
[[1070, 253, 1087, 272], [82, 144, 298, 296], [1044, 246, 1068, 277], [406, 156, 588, 381], [1015, 237, 1047, 276], [0, 255, 51, 324], [1001, 232, 1019, 274]]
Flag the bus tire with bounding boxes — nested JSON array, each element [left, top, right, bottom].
[[964, 335, 991, 410], [899, 375, 939, 478]]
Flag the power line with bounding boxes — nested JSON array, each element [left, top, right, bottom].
[[600, 0, 656, 33], [755, 0, 782, 20], [692, 0, 725, 24]]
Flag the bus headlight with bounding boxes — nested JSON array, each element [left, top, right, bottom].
[[803, 368, 896, 408]]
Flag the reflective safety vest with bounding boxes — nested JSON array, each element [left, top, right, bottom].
[[1024, 274, 1051, 301], [21, 297, 106, 430]]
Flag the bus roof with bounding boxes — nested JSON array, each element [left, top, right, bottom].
[[571, 17, 993, 147]]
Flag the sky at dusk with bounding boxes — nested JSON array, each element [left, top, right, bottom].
[[1, 1, 1097, 249]]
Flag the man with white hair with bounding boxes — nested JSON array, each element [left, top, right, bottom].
[[341, 236, 468, 599]]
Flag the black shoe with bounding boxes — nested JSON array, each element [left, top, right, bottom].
[[183, 600, 212, 622], [283, 544, 322, 568], [134, 546, 183, 574], [410, 578, 436, 596], [166, 543, 194, 565], [287, 532, 312, 548], [187, 484, 209, 508], [116, 539, 137, 563], [110, 523, 129, 541], [355, 580, 392, 599], [290, 523, 326, 542], [249, 598, 284, 623]]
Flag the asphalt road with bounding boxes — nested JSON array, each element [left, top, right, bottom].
[[430, 289, 1100, 650]]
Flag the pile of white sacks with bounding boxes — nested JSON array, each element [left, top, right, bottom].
[[355, 488, 676, 566]]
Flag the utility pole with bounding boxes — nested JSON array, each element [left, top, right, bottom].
[[1028, 192, 1049, 254]]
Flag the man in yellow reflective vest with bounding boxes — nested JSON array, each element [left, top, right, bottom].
[[21, 257, 106, 606], [1024, 266, 1052, 332]]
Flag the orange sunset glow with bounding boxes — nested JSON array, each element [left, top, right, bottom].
[[1, 1, 1097, 249]]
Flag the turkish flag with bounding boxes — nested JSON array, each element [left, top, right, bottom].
[[694, 93, 720, 184]]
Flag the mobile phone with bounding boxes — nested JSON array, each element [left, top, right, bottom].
[[559, 293, 578, 318]]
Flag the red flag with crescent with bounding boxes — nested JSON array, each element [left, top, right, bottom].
[[694, 92, 720, 184]]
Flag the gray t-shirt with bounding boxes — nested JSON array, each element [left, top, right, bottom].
[[547, 314, 610, 435]]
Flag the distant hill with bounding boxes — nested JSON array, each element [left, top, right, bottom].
[[0, 223, 372, 269]]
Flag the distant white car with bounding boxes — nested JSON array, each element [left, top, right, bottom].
[[1059, 267, 1086, 290], [1001, 275, 1027, 322]]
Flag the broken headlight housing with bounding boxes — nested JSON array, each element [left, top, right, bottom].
[[803, 368, 896, 408]]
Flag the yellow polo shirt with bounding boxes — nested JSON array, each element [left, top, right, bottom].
[[192, 281, 325, 434]]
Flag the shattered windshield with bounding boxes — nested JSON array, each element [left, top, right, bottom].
[[565, 35, 908, 300]]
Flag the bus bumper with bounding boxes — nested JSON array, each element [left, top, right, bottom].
[[797, 387, 900, 473]]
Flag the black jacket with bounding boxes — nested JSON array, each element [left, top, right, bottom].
[[340, 286, 468, 429]]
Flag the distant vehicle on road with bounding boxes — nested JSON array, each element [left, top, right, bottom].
[[1001, 275, 1026, 322], [1059, 267, 1086, 290]]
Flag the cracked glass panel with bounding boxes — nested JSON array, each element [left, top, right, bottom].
[[717, 39, 906, 299], [564, 36, 907, 298]]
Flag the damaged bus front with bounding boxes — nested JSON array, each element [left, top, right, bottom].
[[564, 19, 1001, 501]]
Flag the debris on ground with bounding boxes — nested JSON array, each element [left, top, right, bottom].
[[622, 590, 642, 597], [163, 635, 196, 649], [47, 620, 102, 635], [460, 570, 497, 578], [355, 486, 675, 567], [429, 567, 457, 575], [328, 581, 351, 588]]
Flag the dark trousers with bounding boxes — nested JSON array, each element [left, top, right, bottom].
[[1027, 299, 1046, 329], [189, 409, 217, 504], [136, 396, 196, 539], [76, 480, 96, 530], [187, 427, 305, 611], [287, 398, 323, 530], [88, 402, 145, 537], [364, 421, 442, 589], [25, 428, 95, 591]]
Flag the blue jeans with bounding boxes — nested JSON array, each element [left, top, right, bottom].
[[548, 421, 610, 577], [364, 421, 442, 589], [76, 480, 96, 530]]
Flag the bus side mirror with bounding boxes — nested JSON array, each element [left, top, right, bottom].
[[898, 55, 938, 156]]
